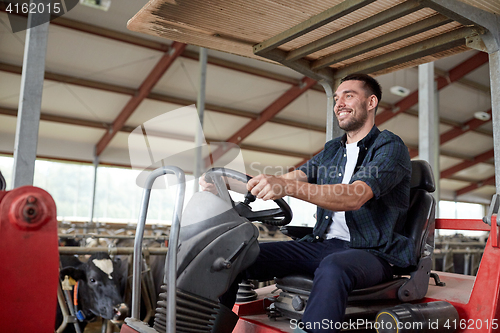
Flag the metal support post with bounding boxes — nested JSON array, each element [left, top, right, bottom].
[[89, 151, 99, 232], [425, 0, 500, 195], [12, 0, 51, 188], [320, 79, 342, 142], [489, 51, 500, 193], [193, 47, 207, 193], [434, 80, 440, 216], [418, 62, 439, 200]]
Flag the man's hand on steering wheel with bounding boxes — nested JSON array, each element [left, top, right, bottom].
[[199, 175, 218, 194], [247, 174, 288, 201], [200, 172, 248, 195], [201, 168, 293, 226]]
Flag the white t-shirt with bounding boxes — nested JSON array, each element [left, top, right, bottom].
[[325, 141, 360, 241]]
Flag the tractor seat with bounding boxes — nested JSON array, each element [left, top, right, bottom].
[[275, 160, 436, 316]]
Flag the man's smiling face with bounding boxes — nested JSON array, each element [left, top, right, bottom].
[[333, 80, 373, 133]]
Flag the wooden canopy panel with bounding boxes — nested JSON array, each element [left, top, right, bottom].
[[127, 0, 495, 81]]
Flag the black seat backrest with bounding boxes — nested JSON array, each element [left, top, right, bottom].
[[400, 160, 436, 269]]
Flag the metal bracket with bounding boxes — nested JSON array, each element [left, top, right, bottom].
[[424, 0, 500, 53], [466, 35, 488, 53], [483, 194, 500, 226]]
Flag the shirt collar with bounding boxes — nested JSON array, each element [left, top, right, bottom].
[[340, 125, 380, 148]]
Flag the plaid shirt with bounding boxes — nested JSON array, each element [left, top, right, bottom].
[[298, 125, 413, 267]]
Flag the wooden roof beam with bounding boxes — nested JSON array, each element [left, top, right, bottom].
[[430, 67, 490, 95], [6, 60, 491, 146], [406, 145, 494, 164], [95, 42, 187, 156], [0, 10, 324, 89], [0, 106, 108, 129], [225, 77, 317, 144], [390, 147, 496, 197], [46, 15, 323, 89], [304, 142, 495, 170], [0, 106, 310, 161], [207, 76, 317, 165], [440, 109, 492, 144], [441, 149, 495, 179], [295, 108, 493, 169], [403, 108, 493, 138], [456, 175, 496, 196], [294, 141, 490, 170], [375, 51, 489, 125], [0, 62, 326, 133]]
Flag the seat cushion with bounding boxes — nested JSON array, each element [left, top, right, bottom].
[[275, 274, 409, 302], [276, 275, 314, 295]]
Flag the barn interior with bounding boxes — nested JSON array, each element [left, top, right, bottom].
[[1, 0, 499, 332]]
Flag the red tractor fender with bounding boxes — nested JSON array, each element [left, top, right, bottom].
[[0, 186, 59, 333]]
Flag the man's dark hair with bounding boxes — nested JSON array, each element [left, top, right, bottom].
[[340, 73, 382, 113]]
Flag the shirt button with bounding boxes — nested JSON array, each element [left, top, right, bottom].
[[315, 236, 320, 240], [338, 173, 342, 176], [344, 154, 346, 157], [325, 216, 329, 219]]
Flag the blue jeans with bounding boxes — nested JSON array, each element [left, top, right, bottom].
[[220, 238, 393, 332]]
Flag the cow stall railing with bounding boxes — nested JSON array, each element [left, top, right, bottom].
[[59, 234, 169, 241], [58, 220, 169, 237], [57, 273, 83, 333], [59, 246, 169, 255], [433, 247, 484, 276]]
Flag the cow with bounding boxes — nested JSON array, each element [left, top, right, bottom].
[[56, 252, 129, 333]]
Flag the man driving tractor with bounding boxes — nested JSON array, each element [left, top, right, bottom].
[[201, 73, 412, 332]]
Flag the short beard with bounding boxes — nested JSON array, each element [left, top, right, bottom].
[[339, 110, 368, 132]]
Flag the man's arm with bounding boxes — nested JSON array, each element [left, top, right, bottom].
[[279, 170, 309, 182], [247, 172, 373, 212], [248, 136, 410, 211]]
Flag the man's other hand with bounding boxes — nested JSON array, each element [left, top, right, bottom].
[[199, 175, 218, 194]]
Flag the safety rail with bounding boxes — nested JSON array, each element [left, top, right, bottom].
[[435, 218, 493, 232], [424, 216, 500, 327], [130, 166, 185, 333]]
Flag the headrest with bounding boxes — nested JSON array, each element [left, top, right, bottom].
[[410, 160, 435, 193]]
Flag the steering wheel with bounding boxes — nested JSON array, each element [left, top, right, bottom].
[[204, 167, 292, 226]]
